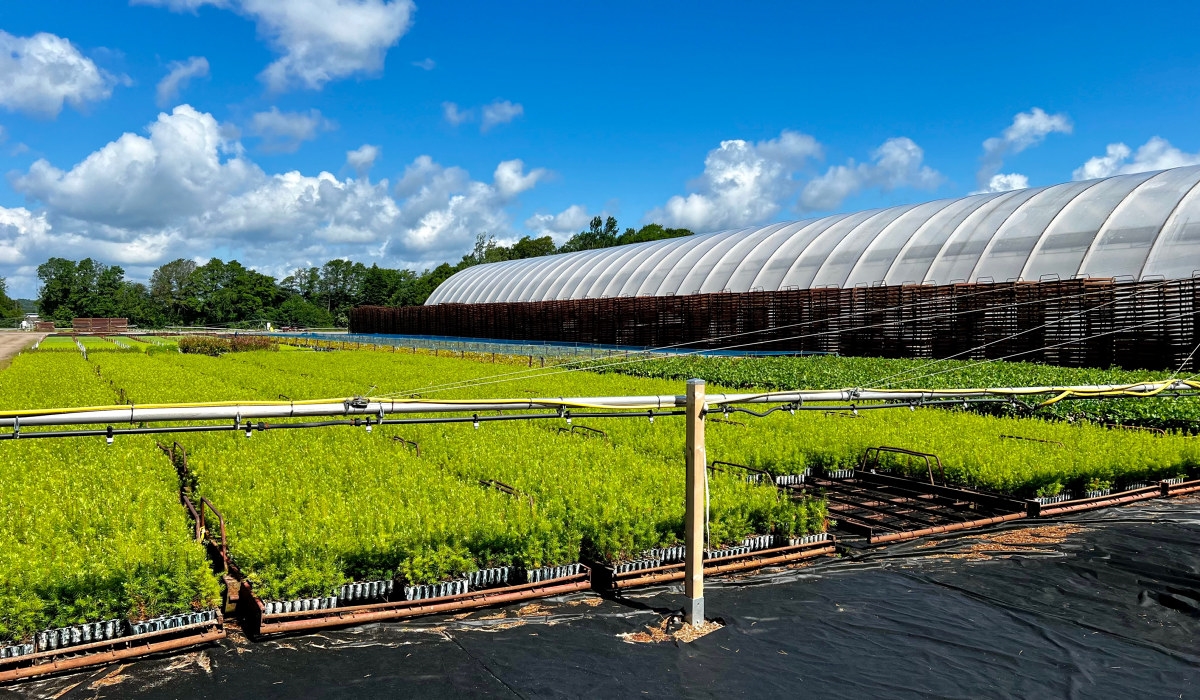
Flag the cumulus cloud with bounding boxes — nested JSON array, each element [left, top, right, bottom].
[[345, 143, 380, 175], [132, 0, 231, 8], [493, 159, 546, 197], [249, 107, 335, 152], [411, 58, 435, 70], [442, 99, 524, 132], [481, 100, 524, 131], [649, 130, 822, 231], [0, 30, 119, 117], [156, 56, 210, 107], [525, 204, 591, 239], [977, 107, 1072, 188], [0, 206, 53, 267], [800, 137, 942, 211], [1072, 137, 1200, 180], [4, 104, 546, 293], [648, 130, 825, 231], [442, 101, 471, 126], [13, 105, 259, 228], [136, 0, 414, 91], [650, 131, 946, 230], [974, 173, 1030, 193], [392, 156, 545, 254]]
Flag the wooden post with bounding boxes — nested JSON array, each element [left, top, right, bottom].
[[684, 378, 706, 626]]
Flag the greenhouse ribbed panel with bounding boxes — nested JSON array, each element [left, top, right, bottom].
[[424, 165, 1200, 305]]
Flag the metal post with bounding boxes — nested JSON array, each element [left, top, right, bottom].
[[684, 378, 706, 626]]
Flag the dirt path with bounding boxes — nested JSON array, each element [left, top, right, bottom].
[[0, 331, 47, 370]]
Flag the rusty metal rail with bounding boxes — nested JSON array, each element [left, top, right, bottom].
[[0, 615, 224, 684], [1027, 478, 1200, 516], [595, 538, 835, 592], [241, 568, 591, 637]]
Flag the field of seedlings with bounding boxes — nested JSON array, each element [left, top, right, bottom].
[[81, 348, 823, 601], [4, 337, 1200, 647], [0, 353, 219, 644], [587, 354, 1200, 429]]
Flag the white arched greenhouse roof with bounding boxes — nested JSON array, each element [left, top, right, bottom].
[[425, 165, 1200, 305]]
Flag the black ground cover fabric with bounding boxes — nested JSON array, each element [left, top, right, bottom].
[[7, 498, 1200, 699]]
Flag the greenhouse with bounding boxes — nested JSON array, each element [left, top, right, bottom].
[[427, 165, 1200, 305]]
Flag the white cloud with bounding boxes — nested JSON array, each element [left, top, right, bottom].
[[442, 101, 471, 126], [493, 159, 546, 198], [800, 137, 942, 212], [392, 156, 545, 255], [0, 30, 119, 118], [442, 99, 525, 132], [525, 204, 591, 239], [977, 107, 1072, 188], [649, 130, 823, 230], [13, 105, 259, 229], [650, 131, 945, 230], [249, 107, 335, 152], [132, 0, 231, 9], [0, 206, 52, 266], [5, 105, 546, 293], [249, 0, 414, 91], [411, 58, 435, 70], [136, 0, 414, 92], [204, 170, 400, 248], [481, 100, 523, 131], [156, 56, 210, 107], [345, 143, 380, 174], [974, 173, 1030, 193], [1074, 143, 1131, 181], [1072, 137, 1200, 180]]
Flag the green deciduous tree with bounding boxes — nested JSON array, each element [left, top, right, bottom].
[[32, 219, 690, 324]]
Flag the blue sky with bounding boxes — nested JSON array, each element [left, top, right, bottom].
[[0, 0, 1198, 296]]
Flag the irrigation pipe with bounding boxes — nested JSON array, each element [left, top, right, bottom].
[[1, 381, 1198, 430], [0, 411, 689, 441]]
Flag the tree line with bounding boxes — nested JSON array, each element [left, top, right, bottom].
[[26, 217, 692, 328]]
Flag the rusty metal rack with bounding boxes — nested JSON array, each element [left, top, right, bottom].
[[795, 470, 1028, 545], [801, 468, 1200, 543], [860, 446, 946, 486], [239, 567, 592, 638]]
